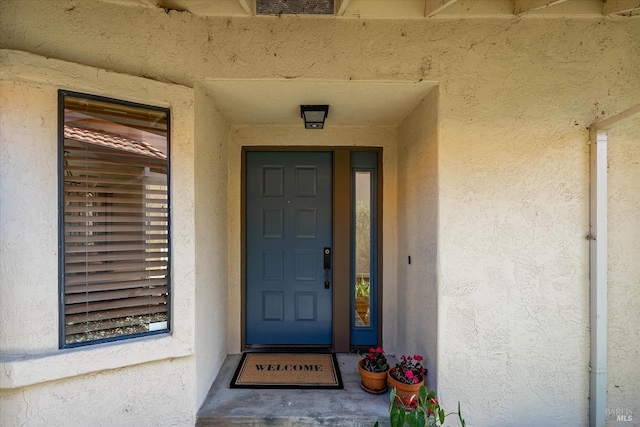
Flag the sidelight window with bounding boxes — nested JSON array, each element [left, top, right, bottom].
[[354, 171, 372, 327], [351, 151, 378, 346]]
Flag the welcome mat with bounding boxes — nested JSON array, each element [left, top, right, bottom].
[[230, 352, 343, 389]]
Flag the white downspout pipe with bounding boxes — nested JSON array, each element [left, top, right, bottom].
[[588, 104, 640, 427], [588, 127, 607, 427]]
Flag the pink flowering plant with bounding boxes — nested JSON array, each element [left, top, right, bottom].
[[361, 347, 389, 373], [390, 354, 426, 385]]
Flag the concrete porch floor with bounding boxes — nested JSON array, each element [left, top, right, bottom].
[[196, 353, 393, 427]]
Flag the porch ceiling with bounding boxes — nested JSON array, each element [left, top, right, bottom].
[[201, 80, 436, 126], [101, 0, 640, 18]]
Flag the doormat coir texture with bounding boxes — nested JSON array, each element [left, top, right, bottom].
[[230, 353, 343, 389]]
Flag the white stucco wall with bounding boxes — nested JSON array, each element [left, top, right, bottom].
[[1, 1, 639, 425], [607, 116, 640, 427], [0, 359, 194, 426], [0, 80, 59, 354], [193, 85, 230, 405], [437, 77, 593, 425], [0, 51, 203, 426], [435, 35, 638, 427], [396, 88, 439, 390]]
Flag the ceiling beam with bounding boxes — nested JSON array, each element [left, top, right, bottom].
[[100, 0, 159, 6], [513, 0, 568, 15], [237, 0, 254, 15], [591, 104, 640, 131], [425, 0, 458, 17], [603, 0, 640, 15], [336, 0, 351, 16]]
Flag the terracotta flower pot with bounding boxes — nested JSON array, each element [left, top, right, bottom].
[[387, 368, 425, 408], [358, 359, 388, 394]]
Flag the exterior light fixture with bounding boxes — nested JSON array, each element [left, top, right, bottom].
[[300, 105, 329, 129]]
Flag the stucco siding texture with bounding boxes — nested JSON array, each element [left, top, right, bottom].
[[0, 81, 59, 353], [0, 1, 636, 97], [193, 85, 230, 405], [0, 358, 194, 427], [607, 116, 640, 427], [0, 54, 205, 426], [0, 1, 639, 426], [396, 88, 439, 391]]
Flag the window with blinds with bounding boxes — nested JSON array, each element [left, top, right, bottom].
[[59, 91, 171, 347]]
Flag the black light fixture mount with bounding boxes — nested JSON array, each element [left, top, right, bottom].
[[300, 105, 329, 129]]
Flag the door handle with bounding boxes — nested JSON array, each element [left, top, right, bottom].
[[323, 247, 331, 289], [324, 247, 331, 270]]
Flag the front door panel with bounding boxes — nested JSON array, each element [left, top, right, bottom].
[[246, 152, 333, 345]]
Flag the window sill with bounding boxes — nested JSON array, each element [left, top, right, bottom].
[[0, 334, 192, 389]]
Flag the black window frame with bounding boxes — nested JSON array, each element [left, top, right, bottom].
[[58, 90, 172, 348]]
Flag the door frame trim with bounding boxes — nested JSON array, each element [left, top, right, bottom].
[[241, 146, 383, 352], [333, 148, 351, 352]]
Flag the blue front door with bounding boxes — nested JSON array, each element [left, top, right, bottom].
[[246, 152, 333, 345]]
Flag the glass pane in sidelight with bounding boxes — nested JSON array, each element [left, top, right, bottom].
[[354, 171, 371, 327]]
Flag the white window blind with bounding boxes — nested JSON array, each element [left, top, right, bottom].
[[61, 93, 170, 346]]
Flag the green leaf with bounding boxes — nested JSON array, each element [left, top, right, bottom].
[[438, 409, 445, 425], [419, 386, 427, 404], [417, 407, 427, 419], [408, 410, 417, 427], [458, 401, 466, 427], [390, 405, 406, 427]]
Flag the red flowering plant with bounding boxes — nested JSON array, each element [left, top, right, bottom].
[[384, 386, 467, 427], [361, 347, 389, 373], [374, 353, 467, 426], [389, 354, 426, 384]]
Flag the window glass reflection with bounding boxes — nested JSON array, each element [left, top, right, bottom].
[[354, 171, 371, 327]]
